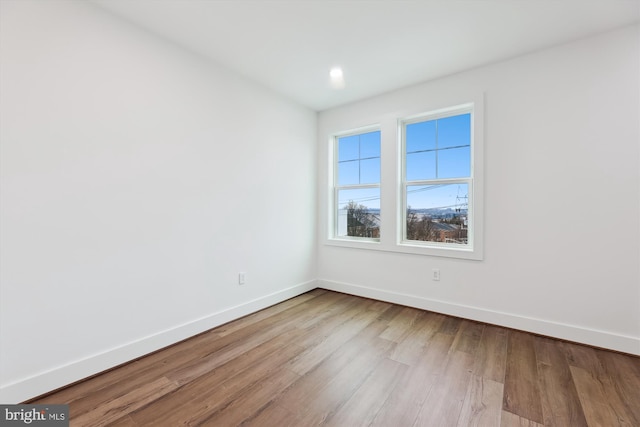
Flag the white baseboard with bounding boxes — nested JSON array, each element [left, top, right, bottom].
[[0, 280, 318, 404], [4, 277, 637, 403], [317, 279, 640, 356]]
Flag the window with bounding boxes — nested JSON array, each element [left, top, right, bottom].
[[401, 107, 474, 249], [333, 129, 381, 240], [325, 97, 483, 260]]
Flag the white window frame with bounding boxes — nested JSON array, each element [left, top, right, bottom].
[[399, 103, 478, 257], [324, 94, 483, 260], [329, 125, 381, 244]]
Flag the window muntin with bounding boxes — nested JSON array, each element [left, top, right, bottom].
[[334, 130, 381, 240], [402, 109, 473, 247]]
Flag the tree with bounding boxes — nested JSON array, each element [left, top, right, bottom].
[[345, 200, 376, 237], [406, 206, 437, 241]]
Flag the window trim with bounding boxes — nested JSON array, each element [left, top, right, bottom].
[[324, 94, 484, 260], [399, 103, 475, 251], [330, 124, 381, 243]]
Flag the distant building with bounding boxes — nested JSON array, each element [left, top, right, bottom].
[[432, 221, 467, 244]]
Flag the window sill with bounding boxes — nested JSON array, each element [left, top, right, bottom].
[[325, 237, 380, 250], [325, 238, 482, 260]]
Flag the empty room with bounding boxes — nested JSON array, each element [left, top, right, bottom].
[[1, 0, 639, 426]]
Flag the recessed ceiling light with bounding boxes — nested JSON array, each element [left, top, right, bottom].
[[329, 66, 345, 89]]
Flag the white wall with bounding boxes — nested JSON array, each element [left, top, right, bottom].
[[318, 25, 640, 355], [1, 0, 637, 405], [0, 0, 317, 402]]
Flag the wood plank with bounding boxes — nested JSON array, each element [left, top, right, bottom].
[[534, 337, 588, 427], [503, 331, 544, 424], [452, 319, 485, 355], [165, 326, 303, 385], [596, 349, 640, 426], [212, 290, 322, 337], [292, 298, 372, 352], [367, 299, 394, 313], [287, 337, 396, 425], [388, 311, 443, 365], [156, 291, 347, 384], [128, 340, 306, 426], [374, 303, 405, 322], [457, 376, 504, 427], [473, 325, 508, 383], [439, 315, 462, 335], [240, 402, 303, 427], [288, 303, 384, 376], [193, 367, 301, 426], [370, 333, 454, 427], [276, 321, 395, 419], [379, 306, 422, 342], [103, 415, 138, 427], [570, 365, 633, 427], [500, 410, 544, 427], [565, 341, 638, 426], [324, 358, 408, 427], [294, 291, 366, 330], [70, 377, 177, 427], [563, 340, 602, 372], [414, 350, 475, 426], [59, 358, 181, 419]]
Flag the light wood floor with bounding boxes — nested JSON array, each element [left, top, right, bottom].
[[33, 289, 640, 426]]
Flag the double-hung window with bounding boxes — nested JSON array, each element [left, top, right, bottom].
[[326, 98, 482, 259], [333, 129, 381, 240], [401, 105, 474, 250]]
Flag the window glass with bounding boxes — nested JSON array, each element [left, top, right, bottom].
[[360, 158, 380, 184], [359, 131, 381, 158], [334, 130, 381, 241], [338, 135, 359, 161], [406, 151, 436, 181], [437, 114, 470, 149], [337, 188, 381, 238], [406, 183, 468, 245], [406, 120, 436, 153], [403, 110, 472, 248], [338, 160, 359, 186], [438, 146, 470, 178]]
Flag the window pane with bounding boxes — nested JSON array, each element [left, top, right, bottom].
[[338, 135, 359, 161], [405, 183, 468, 244], [438, 113, 470, 149], [406, 151, 436, 181], [337, 188, 380, 238], [437, 146, 470, 179], [406, 120, 436, 153], [359, 131, 381, 158], [360, 158, 380, 184], [338, 160, 359, 186]]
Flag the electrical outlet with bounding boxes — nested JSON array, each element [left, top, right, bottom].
[[238, 272, 246, 285], [432, 268, 440, 281]]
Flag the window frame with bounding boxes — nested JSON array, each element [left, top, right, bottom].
[[330, 125, 382, 243], [324, 95, 483, 260], [400, 104, 475, 251]]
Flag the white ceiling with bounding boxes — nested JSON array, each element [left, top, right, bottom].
[[92, 0, 640, 111]]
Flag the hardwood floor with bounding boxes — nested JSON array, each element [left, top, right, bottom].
[[32, 289, 640, 426]]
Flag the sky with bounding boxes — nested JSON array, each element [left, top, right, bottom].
[[337, 113, 471, 212]]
